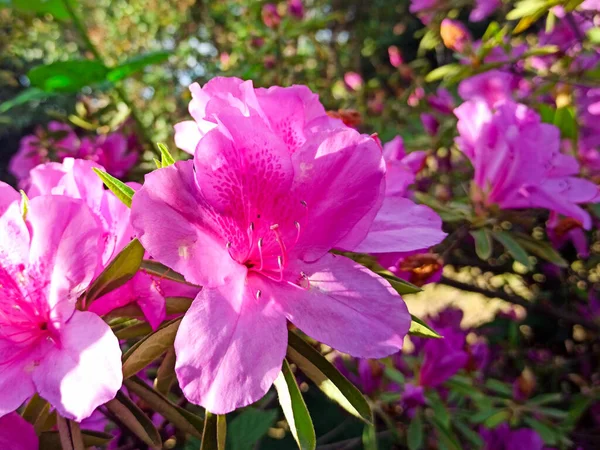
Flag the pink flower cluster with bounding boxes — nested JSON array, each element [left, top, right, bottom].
[[9, 121, 139, 187]]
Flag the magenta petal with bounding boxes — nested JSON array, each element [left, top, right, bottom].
[[0, 341, 36, 417], [277, 253, 410, 358], [32, 311, 122, 422], [131, 161, 240, 287], [0, 413, 38, 450], [0, 202, 30, 270], [27, 196, 103, 323], [0, 182, 19, 216], [175, 269, 287, 414], [353, 197, 447, 254]]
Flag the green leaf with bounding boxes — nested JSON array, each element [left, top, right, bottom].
[[56, 416, 85, 450], [157, 142, 176, 167], [426, 391, 451, 428], [512, 233, 568, 268], [428, 417, 461, 450], [471, 228, 493, 260], [154, 347, 177, 395], [274, 359, 316, 450], [362, 422, 377, 450], [107, 51, 171, 82], [140, 260, 197, 286], [553, 106, 578, 140], [506, 0, 548, 20], [114, 321, 153, 340], [226, 408, 278, 450], [492, 231, 532, 270], [587, 27, 600, 45], [529, 393, 563, 406], [484, 379, 513, 397], [202, 412, 227, 450], [85, 238, 144, 303], [409, 314, 442, 339], [122, 317, 181, 378], [425, 64, 465, 83], [534, 407, 568, 420], [564, 395, 593, 429], [165, 296, 194, 315], [377, 271, 422, 295], [286, 331, 372, 423], [39, 430, 114, 449], [453, 419, 483, 447], [523, 417, 559, 446], [28, 60, 108, 93], [469, 408, 502, 424], [407, 409, 424, 450], [92, 167, 135, 208], [0, 88, 51, 114], [384, 367, 406, 385], [19, 190, 29, 219], [106, 391, 162, 449], [124, 376, 204, 438], [8, 0, 70, 20], [484, 410, 510, 428]]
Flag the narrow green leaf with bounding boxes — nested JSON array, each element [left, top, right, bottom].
[[124, 376, 203, 438], [529, 393, 563, 406], [39, 430, 114, 449], [140, 260, 197, 286], [471, 228, 493, 260], [409, 314, 442, 339], [274, 359, 316, 450], [22, 394, 47, 425], [425, 64, 465, 83], [157, 142, 176, 167], [154, 347, 177, 395], [9, 0, 70, 20], [453, 419, 483, 447], [426, 391, 451, 428], [286, 331, 372, 423], [92, 167, 135, 208], [484, 379, 513, 397], [492, 231, 532, 270], [534, 407, 568, 420], [407, 409, 424, 450], [56, 416, 85, 450], [122, 317, 181, 378], [107, 51, 171, 82], [27, 60, 108, 93], [85, 238, 145, 303], [0, 88, 50, 114], [384, 367, 406, 385], [512, 233, 568, 268], [202, 412, 227, 450], [523, 417, 559, 445], [105, 391, 162, 449], [114, 321, 153, 340], [377, 271, 422, 295], [469, 408, 502, 425], [484, 410, 511, 428], [19, 190, 29, 219], [362, 422, 377, 450], [553, 106, 578, 140], [428, 417, 461, 450], [165, 296, 194, 315], [226, 408, 278, 450]]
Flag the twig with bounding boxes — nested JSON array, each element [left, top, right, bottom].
[[439, 276, 600, 332]]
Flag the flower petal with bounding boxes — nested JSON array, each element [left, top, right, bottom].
[[0, 182, 20, 216], [0, 202, 30, 270], [131, 161, 240, 287], [32, 311, 122, 422], [174, 120, 203, 155], [353, 197, 447, 254], [276, 253, 410, 358], [0, 412, 39, 450], [27, 196, 103, 323], [0, 341, 36, 417], [175, 268, 287, 414]]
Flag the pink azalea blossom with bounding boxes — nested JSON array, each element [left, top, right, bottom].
[[388, 45, 403, 68], [458, 70, 517, 107], [455, 100, 599, 228], [0, 412, 38, 450], [27, 158, 197, 330], [419, 326, 469, 388], [547, 214, 589, 258], [480, 423, 544, 450], [469, 0, 500, 22], [381, 136, 428, 197], [288, 0, 304, 18], [131, 79, 449, 414], [421, 113, 439, 136], [76, 134, 138, 179], [344, 71, 364, 91], [427, 88, 455, 115], [0, 191, 122, 421], [409, 0, 442, 24], [174, 77, 343, 155]]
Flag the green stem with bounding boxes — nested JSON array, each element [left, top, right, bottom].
[[60, 0, 157, 155]]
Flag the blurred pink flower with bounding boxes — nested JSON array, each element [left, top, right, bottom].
[[388, 45, 403, 68], [132, 79, 424, 414], [0, 190, 122, 421], [76, 134, 138, 179], [458, 70, 517, 107], [469, 0, 500, 22], [480, 423, 544, 450], [427, 87, 455, 115], [421, 113, 439, 136], [261, 3, 281, 28], [440, 19, 472, 53], [547, 214, 589, 258], [419, 327, 468, 387], [409, 0, 441, 24], [0, 412, 38, 450], [344, 71, 363, 91], [288, 0, 304, 19], [455, 100, 599, 228]]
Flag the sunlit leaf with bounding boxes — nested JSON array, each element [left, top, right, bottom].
[[362, 422, 377, 450], [0, 88, 51, 114], [202, 412, 227, 450], [140, 260, 197, 286], [28, 60, 108, 93], [286, 331, 372, 423], [107, 51, 171, 82], [274, 359, 316, 450], [409, 314, 442, 339], [106, 391, 162, 449], [471, 228, 493, 260], [7, 0, 70, 20], [122, 317, 181, 378], [157, 142, 176, 167], [492, 231, 532, 270], [92, 168, 135, 208]]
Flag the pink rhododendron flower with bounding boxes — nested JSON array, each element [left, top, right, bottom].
[[419, 327, 469, 388], [409, 0, 442, 24], [344, 71, 363, 91], [131, 79, 448, 414], [76, 134, 138, 179], [421, 113, 439, 136], [455, 100, 599, 228], [0, 412, 38, 450], [469, 0, 500, 22], [174, 77, 343, 155], [9, 121, 79, 184], [0, 191, 122, 421], [288, 0, 304, 18], [26, 158, 197, 330], [480, 423, 544, 450], [547, 215, 589, 258], [381, 136, 428, 197], [458, 70, 517, 107], [427, 87, 455, 115]]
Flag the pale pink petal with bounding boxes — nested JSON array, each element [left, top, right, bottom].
[[26, 196, 103, 323], [32, 311, 122, 422], [276, 253, 410, 358], [174, 120, 203, 155], [0, 182, 20, 219], [291, 129, 386, 261], [0, 412, 38, 450], [0, 202, 31, 270], [131, 161, 240, 287], [175, 268, 287, 414], [0, 341, 36, 417], [353, 197, 447, 254], [27, 162, 69, 198]]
